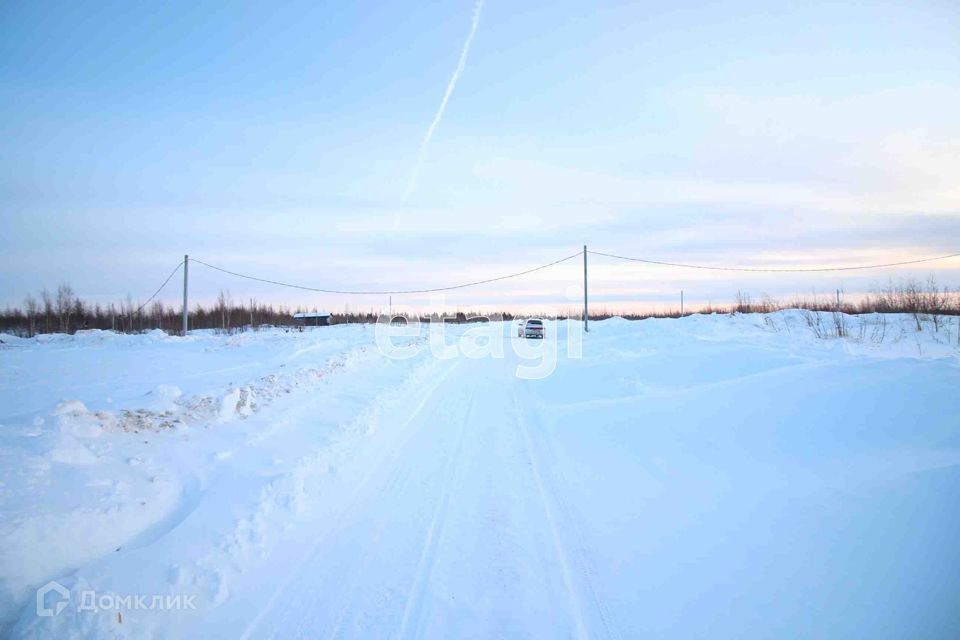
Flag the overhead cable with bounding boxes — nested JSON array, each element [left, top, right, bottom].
[[190, 252, 582, 295], [132, 262, 184, 314], [587, 250, 960, 273]]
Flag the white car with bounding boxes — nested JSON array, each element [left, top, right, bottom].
[[517, 318, 544, 339]]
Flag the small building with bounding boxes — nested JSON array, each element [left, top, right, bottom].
[[293, 311, 331, 327]]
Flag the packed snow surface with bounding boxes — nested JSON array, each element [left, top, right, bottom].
[[1, 313, 959, 638]]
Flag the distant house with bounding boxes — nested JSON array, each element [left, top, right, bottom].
[[292, 311, 331, 327]]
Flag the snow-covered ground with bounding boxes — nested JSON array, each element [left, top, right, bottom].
[[1, 312, 959, 638]]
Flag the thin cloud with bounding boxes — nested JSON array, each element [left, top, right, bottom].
[[403, 0, 484, 201]]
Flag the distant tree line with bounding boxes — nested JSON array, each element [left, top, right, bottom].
[[0, 278, 957, 337], [0, 285, 394, 337]]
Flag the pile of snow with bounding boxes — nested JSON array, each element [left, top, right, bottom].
[[0, 325, 438, 632]]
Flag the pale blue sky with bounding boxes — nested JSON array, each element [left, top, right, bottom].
[[2, 0, 959, 311]]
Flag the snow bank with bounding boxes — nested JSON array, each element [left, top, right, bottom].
[[0, 325, 438, 631]]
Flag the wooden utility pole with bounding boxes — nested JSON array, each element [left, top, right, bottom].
[[583, 245, 589, 332], [182, 255, 189, 336]]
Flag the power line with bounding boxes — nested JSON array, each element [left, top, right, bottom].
[[131, 262, 184, 314], [587, 250, 960, 273], [190, 252, 583, 295], [130, 248, 959, 309]]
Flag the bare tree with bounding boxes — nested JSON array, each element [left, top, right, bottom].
[[73, 297, 87, 330], [151, 300, 165, 330], [23, 294, 38, 337], [40, 289, 53, 333], [923, 276, 947, 332], [217, 290, 232, 330], [124, 293, 135, 333], [55, 283, 76, 333]]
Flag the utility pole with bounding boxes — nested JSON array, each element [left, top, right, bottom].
[[583, 245, 589, 332], [182, 254, 189, 336], [681, 290, 684, 316], [389, 295, 392, 318]]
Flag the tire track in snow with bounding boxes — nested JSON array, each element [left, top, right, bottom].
[[397, 384, 477, 639], [322, 369, 478, 640], [322, 454, 416, 640], [511, 384, 619, 640], [523, 390, 623, 640], [237, 358, 462, 640]]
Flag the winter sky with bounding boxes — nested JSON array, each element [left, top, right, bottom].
[[2, 0, 959, 312]]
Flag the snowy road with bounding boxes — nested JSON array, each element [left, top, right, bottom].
[[219, 353, 612, 640], [4, 314, 960, 639]]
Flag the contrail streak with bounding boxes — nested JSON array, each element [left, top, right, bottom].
[[403, 0, 484, 201]]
